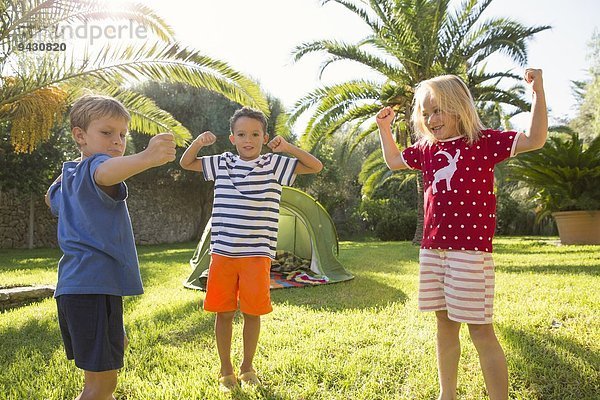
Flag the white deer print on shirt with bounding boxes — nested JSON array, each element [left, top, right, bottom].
[[432, 149, 461, 194]]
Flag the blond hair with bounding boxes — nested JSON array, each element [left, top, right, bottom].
[[411, 75, 484, 144], [70, 94, 130, 131]]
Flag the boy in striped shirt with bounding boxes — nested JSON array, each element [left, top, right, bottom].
[[180, 106, 322, 391]]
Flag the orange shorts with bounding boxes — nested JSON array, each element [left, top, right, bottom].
[[203, 254, 272, 316]]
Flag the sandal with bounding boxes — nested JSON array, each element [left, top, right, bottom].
[[218, 374, 238, 392], [239, 370, 261, 388]]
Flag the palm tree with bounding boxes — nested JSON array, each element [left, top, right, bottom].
[[290, 0, 549, 243], [0, 0, 268, 153]]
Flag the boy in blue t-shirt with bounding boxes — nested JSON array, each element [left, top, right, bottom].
[[45, 94, 176, 399], [180, 106, 323, 391]]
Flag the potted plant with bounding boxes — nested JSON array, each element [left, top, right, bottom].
[[511, 129, 600, 244]]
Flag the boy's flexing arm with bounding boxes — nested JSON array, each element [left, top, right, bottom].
[[376, 107, 408, 170], [515, 68, 548, 154], [267, 136, 323, 174], [94, 132, 176, 186], [179, 131, 217, 172]]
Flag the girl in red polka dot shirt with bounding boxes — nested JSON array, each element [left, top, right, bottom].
[[376, 70, 547, 400]]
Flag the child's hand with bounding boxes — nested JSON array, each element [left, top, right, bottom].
[[144, 132, 176, 167], [195, 131, 217, 147], [525, 68, 544, 93], [376, 106, 395, 127], [267, 135, 291, 153]]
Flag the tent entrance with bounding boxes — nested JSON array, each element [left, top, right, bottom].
[[270, 209, 330, 288], [278, 211, 311, 261], [184, 187, 353, 291]]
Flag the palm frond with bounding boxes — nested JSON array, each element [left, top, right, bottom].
[[293, 39, 399, 80], [358, 146, 416, 197], [274, 112, 294, 142], [2, 42, 269, 112], [289, 80, 379, 127], [348, 121, 378, 154], [321, 0, 381, 31], [462, 18, 550, 67], [288, 87, 331, 126], [298, 81, 380, 146], [441, 0, 492, 58], [88, 85, 192, 146], [1, 1, 269, 152], [1, 0, 174, 49], [338, 115, 371, 160], [1, 83, 68, 152], [472, 84, 530, 111], [304, 103, 381, 150]]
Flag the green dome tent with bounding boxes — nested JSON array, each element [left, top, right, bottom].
[[184, 187, 353, 290]]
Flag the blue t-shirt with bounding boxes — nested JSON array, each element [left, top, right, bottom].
[[49, 154, 143, 297]]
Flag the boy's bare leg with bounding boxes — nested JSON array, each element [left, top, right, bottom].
[[468, 323, 508, 400], [436, 310, 461, 400], [240, 313, 260, 374], [75, 370, 117, 400], [215, 311, 236, 376]]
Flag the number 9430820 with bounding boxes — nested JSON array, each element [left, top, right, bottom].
[[17, 42, 67, 51]]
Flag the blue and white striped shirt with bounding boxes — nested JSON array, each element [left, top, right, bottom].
[[201, 152, 298, 259]]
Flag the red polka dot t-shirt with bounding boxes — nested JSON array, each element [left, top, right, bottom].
[[400, 129, 522, 253]]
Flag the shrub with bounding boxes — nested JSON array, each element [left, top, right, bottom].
[[360, 198, 417, 241]]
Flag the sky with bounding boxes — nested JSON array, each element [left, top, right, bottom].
[[137, 0, 599, 131]]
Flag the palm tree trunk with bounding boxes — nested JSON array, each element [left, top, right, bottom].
[[28, 193, 34, 249]]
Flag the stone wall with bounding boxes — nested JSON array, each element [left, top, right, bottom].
[[0, 178, 213, 249], [127, 176, 213, 245], [0, 190, 58, 248]]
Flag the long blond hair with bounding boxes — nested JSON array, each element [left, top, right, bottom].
[[411, 75, 484, 144]]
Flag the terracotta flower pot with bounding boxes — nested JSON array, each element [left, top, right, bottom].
[[552, 210, 600, 245]]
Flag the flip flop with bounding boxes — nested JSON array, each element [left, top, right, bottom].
[[218, 374, 238, 392], [239, 370, 261, 388]]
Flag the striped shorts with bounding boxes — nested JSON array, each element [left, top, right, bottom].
[[418, 249, 495, 324]]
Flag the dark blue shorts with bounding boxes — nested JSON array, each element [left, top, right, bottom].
[[56, 294, 125, 372]]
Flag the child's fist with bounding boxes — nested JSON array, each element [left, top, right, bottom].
[[267, 135, 290, 153], [524, 68, 544, 93], [195, 131, 217, 146], [145, 132, 176, 167], [376, 106, 395, 127]]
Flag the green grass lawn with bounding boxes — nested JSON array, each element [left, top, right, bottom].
[[0, 237, 598, 399]]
